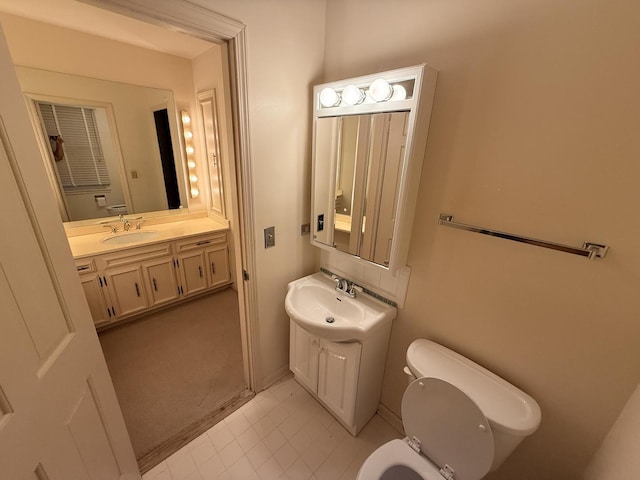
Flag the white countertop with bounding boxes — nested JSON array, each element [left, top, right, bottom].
[[67, 217, 229, 259]]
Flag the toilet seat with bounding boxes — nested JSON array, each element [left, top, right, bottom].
[[358, 377, 495, 480], [403, 377, 494, 480]]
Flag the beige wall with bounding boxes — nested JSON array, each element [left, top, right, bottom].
[[324, 0, 640, 479], [584, 383, 640, 479], [192, 0, 326, 385]]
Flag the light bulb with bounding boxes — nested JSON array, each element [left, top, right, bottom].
[[182, 114, 191, 124], [186, 146, 195, 155], [369, 79, 393, 102], [190, 174, 198, 182], [184, 130, 193, 139], [319, 87, 340, 108], [342, 85, 365, 106], [391, 85, 407, 101], [187, 160, 196, 169], [190, 187, 200, 197]]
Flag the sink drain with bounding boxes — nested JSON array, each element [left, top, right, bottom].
[[325, 317, 335, 324]]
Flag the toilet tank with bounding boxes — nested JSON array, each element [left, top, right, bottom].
[[405, 339, 541, 470]]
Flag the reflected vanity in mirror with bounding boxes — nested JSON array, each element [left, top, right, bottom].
[[17, 67, 188, 222], [311, 64, 438, 272]]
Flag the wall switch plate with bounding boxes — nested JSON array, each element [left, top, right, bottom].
[[317, 214, 324, 232], [264, 226, 275, 248], [301, 223, 310, 235]]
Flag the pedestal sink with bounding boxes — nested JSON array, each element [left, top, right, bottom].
[[285, 272, 396, 342], [101, 230, 159, 245]]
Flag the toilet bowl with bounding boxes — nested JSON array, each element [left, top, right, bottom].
[[357, 339, 541, 480], [106, 204, 128, 216]]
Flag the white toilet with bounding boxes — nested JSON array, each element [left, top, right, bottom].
[[357, 339, 541, 480]]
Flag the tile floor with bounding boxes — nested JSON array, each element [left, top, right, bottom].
[[142, 375, 401, 480]]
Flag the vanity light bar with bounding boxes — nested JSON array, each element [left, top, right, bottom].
[[318, 78, 413, 109], [180, 110, 199, 198]]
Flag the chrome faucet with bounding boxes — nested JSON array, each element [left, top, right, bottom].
[[123, 219, 131, 231], [332, 275, 358, 298], [103, 224, 117, 234]]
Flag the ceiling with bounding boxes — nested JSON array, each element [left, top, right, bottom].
[[0, 0, 214, 59]]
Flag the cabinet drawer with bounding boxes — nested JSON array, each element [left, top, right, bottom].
[[100, 242, 173, 269], [174, 232, 227, 253], [75, 258, 96, 274]]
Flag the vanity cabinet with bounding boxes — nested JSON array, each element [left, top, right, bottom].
[[76, 258, 115, 325], [75, 231, 231, 328], [143, 257, 180, 307], [104, 264, 149, 317], [289, 322, 362, 431]]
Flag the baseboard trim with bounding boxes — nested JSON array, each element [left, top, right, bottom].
[[137, 388, 254, 474], [377, 402, 404, 436]]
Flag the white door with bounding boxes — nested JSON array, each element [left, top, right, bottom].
[[0, 25, 139, 479]]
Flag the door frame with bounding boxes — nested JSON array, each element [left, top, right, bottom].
[[80, 0, 261, 390]]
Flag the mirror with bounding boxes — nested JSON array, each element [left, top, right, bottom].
[[311, 65, 438, 271], [16, 66, 188, 222]]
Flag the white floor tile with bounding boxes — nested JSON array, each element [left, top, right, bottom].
[[149, 378, 402, 480], [197, 453, 226, 480], [246, 440, 272, 470], [273, 442, 299, 471], [226, 456, 259, 480], [208, 424, 235, 452], [167, 451, 197, 480], [263, 428, 287, 454], [256, 456, 284, 480], [191, 439, 217, 466], [236, 426, 261, 452], [219, 440, 245, 468]]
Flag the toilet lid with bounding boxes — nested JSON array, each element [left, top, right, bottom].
[[402, 377, 494, 480]]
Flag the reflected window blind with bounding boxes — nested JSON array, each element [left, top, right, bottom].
[[37, 102, 110, 191]]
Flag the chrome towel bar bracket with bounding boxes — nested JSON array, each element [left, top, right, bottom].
[[438, 214, 609, 260]]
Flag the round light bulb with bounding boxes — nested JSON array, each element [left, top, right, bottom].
[[184, 130, 193, 139], [342, 85, 365, 106], [319, 87, 340, 108], [190, 187, 200, 197], [182, 114, 191, 124], [186, 146, 195, 155], [190, 174, 198, 182], [391, 84, 407, 101], [187, 160, 196, 169], [369, 79, 393, 102]]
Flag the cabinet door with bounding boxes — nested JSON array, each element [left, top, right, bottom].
[[317, 339, 361, 427], [79, 274, 113, 326], [206, 245, 230, 288], [144, 257, 179, 307], [289, 321, 319, 392], [104, 265, 149, 317], [177, 251, 208, 296]]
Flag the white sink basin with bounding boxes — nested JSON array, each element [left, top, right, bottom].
[[101, 230, 159, 245], [285, 273, 396, 341]]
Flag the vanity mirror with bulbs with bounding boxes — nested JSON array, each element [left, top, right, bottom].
[[311, 64, 438, 276]]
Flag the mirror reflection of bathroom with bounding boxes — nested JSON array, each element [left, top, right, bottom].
[[25, 69, 187, 222]]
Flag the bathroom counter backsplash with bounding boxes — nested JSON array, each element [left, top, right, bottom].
[[66, 214, 229, 259]]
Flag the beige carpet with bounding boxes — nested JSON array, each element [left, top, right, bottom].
[[98, 288, 246, 459]]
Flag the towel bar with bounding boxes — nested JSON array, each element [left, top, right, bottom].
[[438, 214, 608, 260]]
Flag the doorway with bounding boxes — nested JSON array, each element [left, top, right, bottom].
[[0, 0, 257, 472], [153, 108, 181, 210]]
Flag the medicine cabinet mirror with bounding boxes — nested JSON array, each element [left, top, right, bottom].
[[311, 64, 437, 272]]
